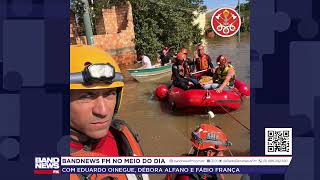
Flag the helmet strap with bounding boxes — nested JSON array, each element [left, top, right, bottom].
[[206, 149, 215, 156], [70, 120, 113, 149], [70, 127, 99, 146], [188, 146, 195, 155]]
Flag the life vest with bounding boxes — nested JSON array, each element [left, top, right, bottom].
[[166, 174, 218, 180], [196, 55, 209, 71], [215, 64, 236, 86], [183, 60, 191, 77], [172, 62, 189, 80], [70, 119, 149, 180]]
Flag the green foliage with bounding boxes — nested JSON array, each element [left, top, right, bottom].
[[71, 0, 205, 60], [236, 0, 250, 32], [130, 0, 205, 59], [70, 0, 85, 15], [91, 0, 127, 16]]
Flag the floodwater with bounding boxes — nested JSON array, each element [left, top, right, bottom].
[[116, 33, 250, 180]]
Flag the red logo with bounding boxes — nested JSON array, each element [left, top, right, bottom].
[[211, 7, 241, 37]]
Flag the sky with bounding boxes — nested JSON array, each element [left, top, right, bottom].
[[203, 0, 246, 11]]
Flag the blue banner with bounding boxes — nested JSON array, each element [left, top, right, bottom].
[[59, 166, 288, 174]]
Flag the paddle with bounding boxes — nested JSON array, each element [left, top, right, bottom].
[[190, 69, 210, 75]]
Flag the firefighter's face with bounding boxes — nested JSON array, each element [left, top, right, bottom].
[[217, 56, 227, 68], [198, 46, 205, 56], [70, 88, 117, 139]]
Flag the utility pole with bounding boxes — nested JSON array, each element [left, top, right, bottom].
[[81, 0, 94, 45]]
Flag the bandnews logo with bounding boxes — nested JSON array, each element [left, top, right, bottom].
[[211, 7, 241, 37], [34, 157, 60, 174]]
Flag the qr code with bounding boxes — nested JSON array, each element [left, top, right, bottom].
[[265, 128, 292, 155]]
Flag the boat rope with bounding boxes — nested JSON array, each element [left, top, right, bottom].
[[204, 89, 249, 131], [217, 103, 250, 132], [188, 147, 194, 155], [229, 86, 244, 102], [227, 147, 234, 156]]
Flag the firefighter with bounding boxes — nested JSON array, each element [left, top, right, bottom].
[[70, 45, 149, 180]]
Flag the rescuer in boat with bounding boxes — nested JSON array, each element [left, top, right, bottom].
[[179, 47, 200, 86], [194, 44, 214, 72], [172, 52, 201, 90], [70, 45, 149, 180], [202, 55, 236, 93], [137, 51, 152, 69], [158, 47, 172, 66], [192, 43, 201, 61], [166, 124, 232, 180], [180, 48, 196, 73]]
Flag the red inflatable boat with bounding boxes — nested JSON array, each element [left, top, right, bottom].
[[155, 79, 249, 114]]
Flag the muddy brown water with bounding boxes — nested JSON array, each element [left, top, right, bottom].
[[116, 33, 250, 180]]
